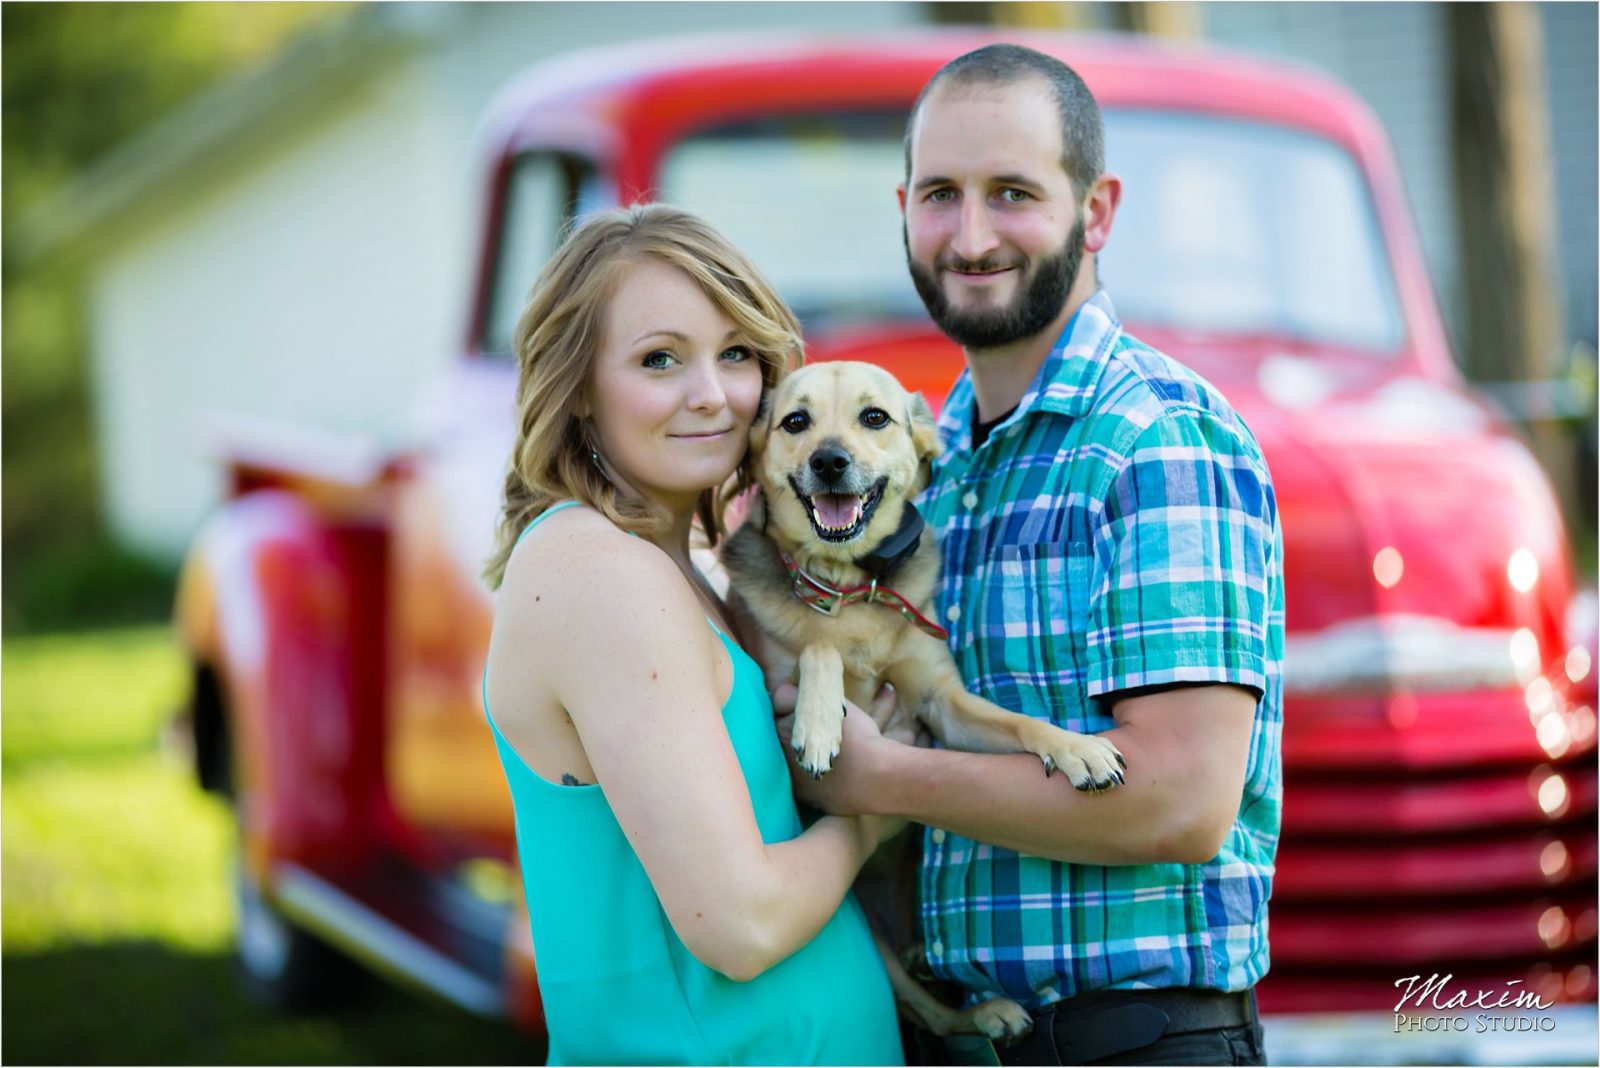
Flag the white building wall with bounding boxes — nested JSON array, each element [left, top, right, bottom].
[[89, 64, 455, 556], [1541, 1, 1598, 347]]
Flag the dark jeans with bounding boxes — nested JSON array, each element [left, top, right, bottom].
[[910, 991, 1267, 1066], [1064, 1020, 1267, 1066]]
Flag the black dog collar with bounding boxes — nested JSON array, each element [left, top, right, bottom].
[[853, 502, 927, 583]]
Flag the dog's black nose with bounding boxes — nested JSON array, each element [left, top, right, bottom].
[[809, 445, 852, 481]]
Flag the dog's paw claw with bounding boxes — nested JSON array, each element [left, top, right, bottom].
[[1031, 731, 1127, 793], [791, 713, 843, 777], [800, 753, 835, 777], [968, 997, 1033, 1042]]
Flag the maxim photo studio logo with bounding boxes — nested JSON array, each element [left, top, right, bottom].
[[1393, 974, 1556, 1034]]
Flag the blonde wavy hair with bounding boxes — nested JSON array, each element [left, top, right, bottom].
[[484, 204, 802, 589]]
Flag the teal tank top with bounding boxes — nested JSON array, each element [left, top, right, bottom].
[[485, 502, 903, 1066]]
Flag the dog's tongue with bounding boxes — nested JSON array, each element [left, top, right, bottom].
[[814, 493, 862, 530]]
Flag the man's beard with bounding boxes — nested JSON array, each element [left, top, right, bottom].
[[905, 217, 1085, 350]]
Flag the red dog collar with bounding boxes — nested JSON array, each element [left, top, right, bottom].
[[779, 550, 950, 642]]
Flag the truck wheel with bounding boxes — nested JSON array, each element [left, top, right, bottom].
[[235, 861, 366, 1011]]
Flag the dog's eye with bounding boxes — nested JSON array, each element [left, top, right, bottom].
[[780, 411, 810, 434], [860, 408, 891, 429]]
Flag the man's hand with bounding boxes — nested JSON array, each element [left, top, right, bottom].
[[772, 682, 910, 817]]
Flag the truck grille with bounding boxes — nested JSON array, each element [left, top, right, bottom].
[[1258, 684, 1598, 1013]]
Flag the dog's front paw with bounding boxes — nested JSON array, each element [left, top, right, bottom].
[[790, 706, 843, 777], [1023, 724, 1127, 792], [965, 996, 1033, 1042]]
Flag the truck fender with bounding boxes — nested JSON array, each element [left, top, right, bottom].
[[176, 490, 390, 879]]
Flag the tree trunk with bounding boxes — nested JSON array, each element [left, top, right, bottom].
[[1111, 2, 1203, 38], [925, 2, 1096, 30], [1449, 2, 1575, 524]]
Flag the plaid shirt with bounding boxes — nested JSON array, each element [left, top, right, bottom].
[[918, 290, 1284, 1008]]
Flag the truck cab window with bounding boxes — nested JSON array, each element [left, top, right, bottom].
[[660, 113, 922, 330], [484, 153, 597, 356], [1101, 111, 1406, 352]]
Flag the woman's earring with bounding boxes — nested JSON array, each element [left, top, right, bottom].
[[583, 420, 606, 475]]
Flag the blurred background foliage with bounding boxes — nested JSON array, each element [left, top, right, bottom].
[[2, 3, 350, 634]]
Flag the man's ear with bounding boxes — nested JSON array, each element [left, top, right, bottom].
[[1082, 172, 1122, 255], [907, 391, 941, 494]]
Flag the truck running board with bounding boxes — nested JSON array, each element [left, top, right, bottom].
[[273, 862, 505, 1017]]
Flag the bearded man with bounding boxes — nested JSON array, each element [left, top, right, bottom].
[[794, 44, 1285, 1067]]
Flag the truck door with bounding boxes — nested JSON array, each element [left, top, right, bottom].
[[387, 151, 600, 844]]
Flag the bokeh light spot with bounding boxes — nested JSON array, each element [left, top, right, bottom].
[[1566, 645, 1592, 684], [1538, 840, 1570, 880], [1508, 548, 1540, 593], [1526, 677, 1555, 721], [1510, 628, 1541, 685], [1538, 905, 1571, 949], [1373, 546, 1404, 588], [1536, 712, 1572, 757], [1535, 771, 1570, 817]]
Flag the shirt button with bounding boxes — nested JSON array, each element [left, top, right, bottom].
[[930, 941, 944, 957], [931, 828, 946, 845], [946, 605, 960, 622], [961, 490, 979, 509]]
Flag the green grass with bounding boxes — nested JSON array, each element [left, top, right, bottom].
[[1, 625, 539, 1064], [1, 534, 178, 636], [2, 624, 188, 766]]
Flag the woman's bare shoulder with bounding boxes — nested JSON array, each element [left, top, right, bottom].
[[497, 506, 711, 676], [502, 507, 677, 602]]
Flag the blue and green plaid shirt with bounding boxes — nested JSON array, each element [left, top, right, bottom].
[[919, 290, 1284, 1008]]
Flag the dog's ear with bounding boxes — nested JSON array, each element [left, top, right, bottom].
[[749, 390, 773, 455], [908, 391, 941, 494], [746, 486, 767, 531]]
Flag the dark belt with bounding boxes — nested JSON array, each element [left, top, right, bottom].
[[989, 987, 1257, 1066]]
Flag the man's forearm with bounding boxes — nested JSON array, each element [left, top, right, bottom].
[[863, 729, 1228, 866]]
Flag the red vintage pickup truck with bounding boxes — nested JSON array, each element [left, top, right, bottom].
[[175, 30, 1597, 1062]]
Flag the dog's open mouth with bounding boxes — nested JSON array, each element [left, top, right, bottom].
[[789, 477, 888, 543]]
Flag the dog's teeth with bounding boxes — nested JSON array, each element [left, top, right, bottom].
[[808, 492, 867, 535]]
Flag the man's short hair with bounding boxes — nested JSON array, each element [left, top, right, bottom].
[[904, 43, 1105, 202]]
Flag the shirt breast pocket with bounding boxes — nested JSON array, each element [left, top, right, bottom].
[[980, 540, 1097, 714]]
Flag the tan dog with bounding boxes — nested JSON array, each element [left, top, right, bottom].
[[721, 361, 1126, 1041]]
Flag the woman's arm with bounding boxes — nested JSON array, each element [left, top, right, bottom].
[[497, 513, 887, 982]]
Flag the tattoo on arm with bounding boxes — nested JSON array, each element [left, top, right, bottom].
[[560, 773, 587, 787]]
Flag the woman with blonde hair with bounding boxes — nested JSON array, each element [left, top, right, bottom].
[[482, 204, 904, 1066]]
